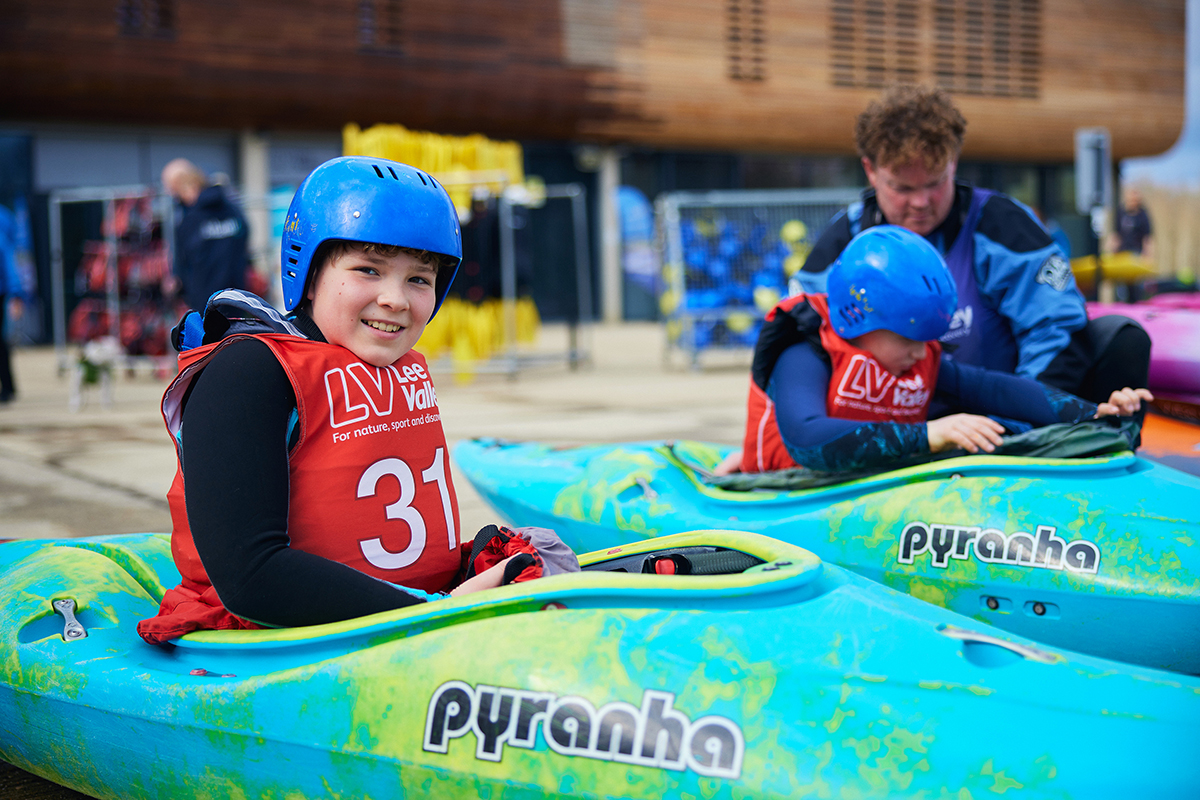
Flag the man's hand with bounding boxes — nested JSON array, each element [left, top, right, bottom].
[[926, 414, 1006, 454], [1096, 387, 1154, 417]]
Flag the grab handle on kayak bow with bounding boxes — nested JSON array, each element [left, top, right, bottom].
[[52, 598, 87, 642], [938, 624, 1062, 665]]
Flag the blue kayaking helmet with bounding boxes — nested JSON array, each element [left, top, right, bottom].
[[827, 225, 957, 341], [280, 156, 463, 315]]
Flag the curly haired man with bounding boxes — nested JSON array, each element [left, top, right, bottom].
[[798, 85, 1148, 405]]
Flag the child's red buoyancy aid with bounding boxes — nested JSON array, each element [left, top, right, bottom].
[[741, 294, 941, 473], [138, 334, 463, 643]]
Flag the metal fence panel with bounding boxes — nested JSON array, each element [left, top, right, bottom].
[[657, 187, 862, 366]]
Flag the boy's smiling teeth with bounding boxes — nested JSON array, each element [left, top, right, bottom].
[[365, 320, 402, 333]]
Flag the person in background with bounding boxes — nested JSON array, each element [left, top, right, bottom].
[[798, 84, 1149, 406], [736, 226, 1150, 475], [0, 203, 30, 404], [1109, 185, 1154, 261], [161, 158, 249, 313]]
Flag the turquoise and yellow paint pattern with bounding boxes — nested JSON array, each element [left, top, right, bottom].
[[456, 438, 1200, 674], [2, 532, 1199, 799]]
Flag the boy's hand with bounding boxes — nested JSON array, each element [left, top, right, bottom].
[[1096, 387, 1154, 417], [926, 414, 1006, 454], [449, 556, 516, 597]]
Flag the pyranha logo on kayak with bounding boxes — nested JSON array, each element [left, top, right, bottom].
[[897, 521, 1101, 574], [424, 682, 744, 779]]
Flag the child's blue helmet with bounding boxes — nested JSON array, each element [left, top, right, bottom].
[[827, 225, 957, 341], [280, 156, 463, 314]]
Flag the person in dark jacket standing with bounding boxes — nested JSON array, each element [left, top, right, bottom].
[[0, 203, 29, 403], [162, 159, 249, 312]]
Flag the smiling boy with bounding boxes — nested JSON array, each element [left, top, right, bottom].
[[138, 157, 529, 644]]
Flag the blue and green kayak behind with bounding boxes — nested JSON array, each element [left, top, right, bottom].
[[453, 438, 1200, 674]]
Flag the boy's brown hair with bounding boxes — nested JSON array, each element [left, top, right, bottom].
[[300, 240, 456, 310], [854, 84, 967, 172], [316, 240, 451, 271]]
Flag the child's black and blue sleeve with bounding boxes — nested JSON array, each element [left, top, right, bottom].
[[768, 343, 929, 472]]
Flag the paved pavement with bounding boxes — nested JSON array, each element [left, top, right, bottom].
[[0, 322, 751, 543]]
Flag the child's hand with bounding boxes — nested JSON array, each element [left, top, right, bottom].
[[713, 450, 743, 476], [1095, 387, 1154, 417], [449, 556, 516, 597], [926, 414, 1006, 454]]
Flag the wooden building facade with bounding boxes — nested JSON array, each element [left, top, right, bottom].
[[1, 0, 1186, 161]]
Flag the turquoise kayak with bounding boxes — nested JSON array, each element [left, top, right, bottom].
[[453, 438, 1200, 674], [3, 531, 1199, 798]]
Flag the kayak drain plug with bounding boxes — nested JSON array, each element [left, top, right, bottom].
[[985, 596, 999, 611]]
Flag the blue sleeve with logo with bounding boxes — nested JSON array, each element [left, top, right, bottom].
[[766, 343, 929, 472], [934, 356, 1098, 425], [972, 198, 1088, 379]]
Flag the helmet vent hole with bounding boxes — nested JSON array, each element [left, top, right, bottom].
[[387, 166, 398, 180], [922, 275, 934, 292], [372, 164, 385, 179], [290, 244, 302, 252], [417, 172, 428, 186], [287, 257, 298, 265], [286, 270, 297, 279]]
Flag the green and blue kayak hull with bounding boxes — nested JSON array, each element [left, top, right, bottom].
[[2, 532, 1199, 798], [453, 439, 1200, 674]]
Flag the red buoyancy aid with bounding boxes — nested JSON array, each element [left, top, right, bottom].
[[138, 334, 461, 643], [741, 294, 941, 473]]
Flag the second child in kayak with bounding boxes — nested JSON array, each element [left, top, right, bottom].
[[735, 225, 1151, 474]]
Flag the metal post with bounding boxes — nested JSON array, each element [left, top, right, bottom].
[[598, 149, 622, 323], [49, 195, 67, 373], [104, 196, 121, 347], [497, 193, 518, 377], [568, 185, 591, 368]]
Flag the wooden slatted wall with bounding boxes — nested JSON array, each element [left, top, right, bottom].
[[0, 0, 1185, 160]]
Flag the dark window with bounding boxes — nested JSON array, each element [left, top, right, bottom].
[[359, 0, 404, 53], [117, 0, 174, 38], [728, 0, 766, 82]]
